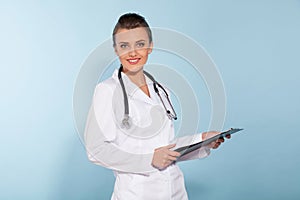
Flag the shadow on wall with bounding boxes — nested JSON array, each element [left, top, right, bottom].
[[50, 135, 115, 200]]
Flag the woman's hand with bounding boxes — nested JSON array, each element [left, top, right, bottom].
[[152, 144, 181, 170], [202, 131, 231, 149]]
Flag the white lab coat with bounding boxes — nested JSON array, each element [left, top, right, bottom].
[[84, 69, 211, 200]]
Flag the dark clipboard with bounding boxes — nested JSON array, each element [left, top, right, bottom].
[[174, 128, 244, 157]]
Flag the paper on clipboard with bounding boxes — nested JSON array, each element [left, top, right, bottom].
[[174, 128, 243, 157]]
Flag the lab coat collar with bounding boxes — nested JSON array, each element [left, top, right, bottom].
[[112, 68, 159, 105]]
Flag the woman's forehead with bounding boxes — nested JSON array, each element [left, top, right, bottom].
[[114, 27, 149, 43]]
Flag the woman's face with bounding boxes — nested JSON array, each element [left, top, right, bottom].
[[114, 27, 153, 73]]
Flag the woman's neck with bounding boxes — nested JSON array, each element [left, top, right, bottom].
[[124, 68, 150, 97], [124, 68, 146, 87]]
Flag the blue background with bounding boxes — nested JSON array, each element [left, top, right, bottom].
[[1, 0, 299, 199]]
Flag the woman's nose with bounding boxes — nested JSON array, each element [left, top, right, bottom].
[[129, 48, 137, 57]]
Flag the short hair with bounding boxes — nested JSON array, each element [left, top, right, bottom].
[[112, 13, 152, 46]]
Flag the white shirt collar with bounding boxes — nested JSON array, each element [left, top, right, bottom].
[[112, 68, 160, 105]]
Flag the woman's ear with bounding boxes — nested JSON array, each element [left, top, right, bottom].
[[113, 45, 119, 55], [148, 42, 153, 54]]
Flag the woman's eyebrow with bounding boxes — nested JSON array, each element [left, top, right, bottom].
[[136, 40, 146, 43], [118, 40, 146, 45], [118, 42, 129, 44]]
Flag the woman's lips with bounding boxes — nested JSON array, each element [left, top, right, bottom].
[[127, 58, 140, 65]]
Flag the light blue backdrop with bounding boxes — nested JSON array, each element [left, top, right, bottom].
[[1, 0, 299, 199]]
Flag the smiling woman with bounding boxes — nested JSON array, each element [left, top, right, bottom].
[[114, 27, 153, 77], [113, 27, 153, 97], [84, 13, 228, 200]]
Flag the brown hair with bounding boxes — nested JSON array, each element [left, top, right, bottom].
[[112, 13, 152, 46]]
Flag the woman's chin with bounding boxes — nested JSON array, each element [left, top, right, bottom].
[[122, 64, 143, 74]]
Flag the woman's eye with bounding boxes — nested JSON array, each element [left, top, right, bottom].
[[120, 44, 128, 49], [136, 42, 145, 48]]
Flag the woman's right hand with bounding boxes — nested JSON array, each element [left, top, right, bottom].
[[151, 144, 181, 170]]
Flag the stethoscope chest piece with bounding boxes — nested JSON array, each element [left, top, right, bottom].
[[121, 114, 132, 129]]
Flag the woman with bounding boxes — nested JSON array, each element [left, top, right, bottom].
[[84, 13, 229, 200]]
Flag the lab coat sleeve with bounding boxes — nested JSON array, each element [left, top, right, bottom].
[[173, 133, 211, 162], [84, 82, 158, 174]]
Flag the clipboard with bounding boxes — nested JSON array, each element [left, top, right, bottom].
[[174, 128, 243, 157]]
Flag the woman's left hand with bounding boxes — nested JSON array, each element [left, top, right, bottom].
[[202, 131, 231, 149]]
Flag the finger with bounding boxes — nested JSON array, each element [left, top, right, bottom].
[[154, 147, 163, 151], [167, 149, 181, 157], [213, 142, 221, 149], [165, 143, 176, 149], [217, 137, 224, 143], [210, 141, 217, 149], [226, 134, 231, 139], [167, 155, 178, 161], [156, 144, 176, 151], [209, 141, 216, 148]]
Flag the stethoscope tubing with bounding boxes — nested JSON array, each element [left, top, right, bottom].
[[118, 65, 177, 128]]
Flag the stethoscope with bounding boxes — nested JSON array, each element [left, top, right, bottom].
[[118, 65, 177, 129]]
